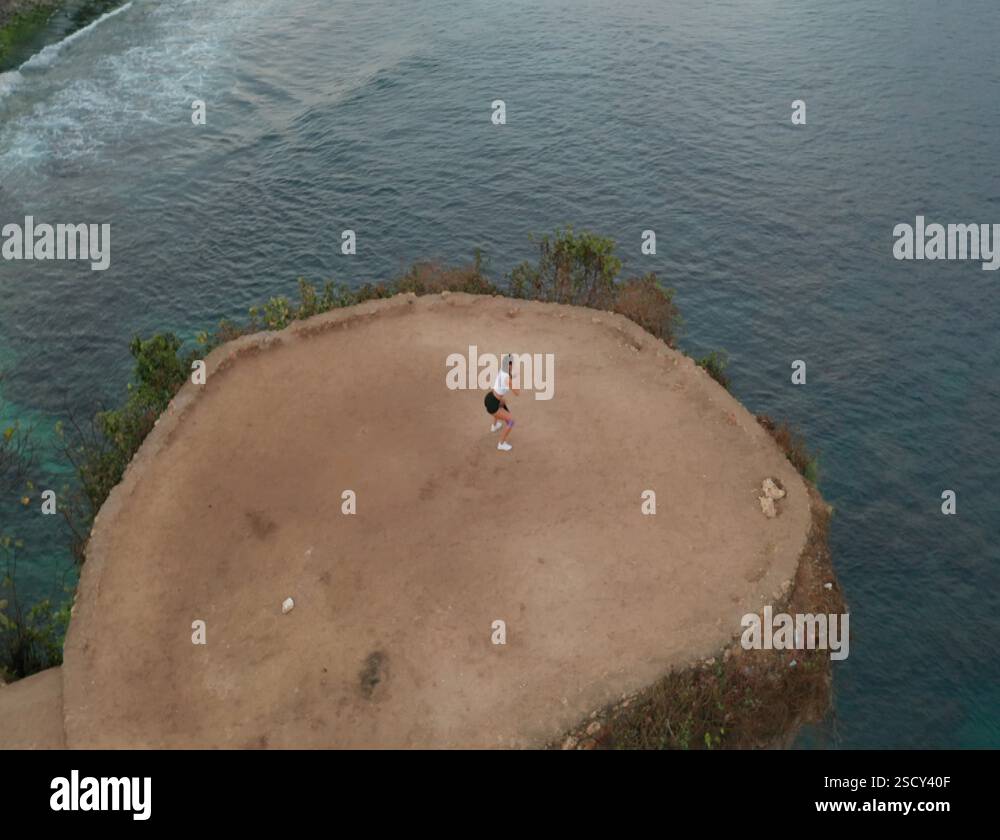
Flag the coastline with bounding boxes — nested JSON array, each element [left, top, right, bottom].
[[0, 0, 127, 71], [0, 0, 59, 70], [1, 242, 841, 748], [554, 480, 843, 749], [57, 292, 824, 748]]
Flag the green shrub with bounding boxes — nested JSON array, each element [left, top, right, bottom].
[[509, 228, 622, 308], [697, 350, 731, 390], [612, 272, 682, 346], [59, 237, 685, 564], [0, 538, 71, 681], [1, 372, 35, 497], [60, 332, 190, 550], [757, 415, 821, 484]]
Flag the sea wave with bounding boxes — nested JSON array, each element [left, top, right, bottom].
[[0, 0, 277, 179], [20, 2, 135, 73]]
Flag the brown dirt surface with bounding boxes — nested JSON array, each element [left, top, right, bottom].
[[0, 666, 65, 748], [59, 293, 811, 747]]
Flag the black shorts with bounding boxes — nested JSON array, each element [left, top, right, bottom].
[[484, 391, 507, 415]]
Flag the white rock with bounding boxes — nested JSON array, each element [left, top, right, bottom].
[[282, 597, 295, 614], [761, 478, 786, 500], [824, 582, 833, 590], [759, 496, 777, 518]]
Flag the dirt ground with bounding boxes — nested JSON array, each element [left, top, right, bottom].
[[50, 292, 810, 748], [0, 667, 65, 748]]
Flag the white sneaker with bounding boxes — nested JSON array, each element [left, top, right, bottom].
[[497, 441, 512, 451], [490, 421, 503, 432]]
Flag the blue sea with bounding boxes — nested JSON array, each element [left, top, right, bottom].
[[0, 0, 997, 747]]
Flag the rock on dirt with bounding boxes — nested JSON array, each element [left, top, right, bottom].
[[762, 478, 786, 500]]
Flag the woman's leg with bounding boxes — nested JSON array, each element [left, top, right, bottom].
[[490, 400, 509, 431], [497, 408, 515, 444]]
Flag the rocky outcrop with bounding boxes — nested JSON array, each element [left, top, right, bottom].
[[759, 477, 787, 518]]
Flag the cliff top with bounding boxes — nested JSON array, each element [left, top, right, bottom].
[[52, 292, 810, 747]]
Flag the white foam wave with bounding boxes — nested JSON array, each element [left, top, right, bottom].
[[0, 0, 279, 180], [18, 2, 135, 75], [0, 69, 24, 97]]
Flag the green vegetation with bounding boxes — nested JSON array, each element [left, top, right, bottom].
[[0, 229, 823, 691], [757, 414, 821, 485], [1, 1, 131, 71], [696, 349, 731, 390], [557, 486, 842, 750], [58, 334, 189, 562], [1, 375, 34, 497], [509, 228, 681, 345], [0, 535, 70, 682], [509, 228, 621, 309], [0, 1, 54, 70], [0, 378, 64, 681], [63, 231, 678, 562]]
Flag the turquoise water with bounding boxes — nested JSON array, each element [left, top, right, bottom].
[[0, 0, 997, 747]]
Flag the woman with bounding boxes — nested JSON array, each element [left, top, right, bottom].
[[484, 354, 519, 451]]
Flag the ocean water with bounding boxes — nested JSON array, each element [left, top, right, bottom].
[[0, 0, 997, 747]]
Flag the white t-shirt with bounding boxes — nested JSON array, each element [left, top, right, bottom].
[[493, 370, 510, 396]]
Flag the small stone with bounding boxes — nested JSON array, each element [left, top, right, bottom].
[[561, 736, 578, 750], [282, 597, 295, 614], [759, 496, 777, 518], [824, 582, 833, 590], [586, 721, 602, 736], [762, 478, 786, 500], [789, 659, 797, 668]]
